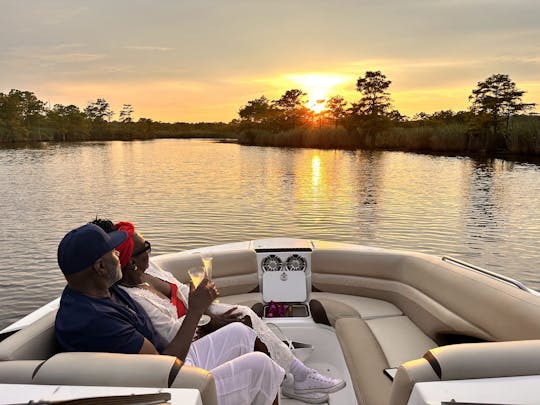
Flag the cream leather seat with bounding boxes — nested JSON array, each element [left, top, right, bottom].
[[0, 310, 218, 405]]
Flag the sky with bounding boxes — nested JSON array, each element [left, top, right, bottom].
[[1, 0, 539, 122]]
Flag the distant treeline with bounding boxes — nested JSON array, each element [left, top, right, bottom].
[[1, 71, 539, 157], [234, 72, 539, 156], [0, 91, 232, 143]]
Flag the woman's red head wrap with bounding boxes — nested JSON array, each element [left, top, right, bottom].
[[114, 221, 135, 268]]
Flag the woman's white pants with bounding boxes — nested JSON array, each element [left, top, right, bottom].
[[185, 322, 285, 405], [209, 303, 297, 372]]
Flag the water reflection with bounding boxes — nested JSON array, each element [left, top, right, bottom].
[[311, 155, 321, 188], [0, 140, 539, 329]]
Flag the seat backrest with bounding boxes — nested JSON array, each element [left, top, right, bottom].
[[0, 360, 45, 384], [389, 340, 540, 405], [33, 352, 218, 405], [0, 311, 59, 361]]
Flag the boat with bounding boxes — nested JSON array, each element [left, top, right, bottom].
[[1, 237, 540, 404]]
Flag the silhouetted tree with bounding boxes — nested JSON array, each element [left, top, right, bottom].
[[84, 98, 113, 139], [350, 71, 393, 138], [388, 109, 406, 122], [85, 98, 113, 121], [272, 89, 309, 130], [238, 96, 274, 124], [353, 71, 392, 116], [469, 74, 535, 147], [119, 104, 134, 123], [326, 96, 348, 128]]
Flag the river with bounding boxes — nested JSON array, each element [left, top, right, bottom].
[[1, 139, 539, 330]]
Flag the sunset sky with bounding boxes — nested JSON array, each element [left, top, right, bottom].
[[2, 0, 539, 122]]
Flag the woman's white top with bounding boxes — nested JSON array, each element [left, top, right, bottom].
[[118, 261, 190, 343]]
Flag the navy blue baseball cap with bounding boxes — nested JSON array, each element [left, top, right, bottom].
[[58, 223, 128, 275]]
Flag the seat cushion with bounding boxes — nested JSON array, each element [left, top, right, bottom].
[[218, 293, 262, 308], [366, 316, 438, 367], [218, 292, 402, 325], [335, 317, 392, 405], [0, 311, 58, 361], [312, 292, 402, 322]]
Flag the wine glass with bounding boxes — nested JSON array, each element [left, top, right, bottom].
[[187, 266, 211, 326]]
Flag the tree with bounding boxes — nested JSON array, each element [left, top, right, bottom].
[[238, 96, 274, 124], [136, 118, 155, 138], [350, 71, 393, 137], [326, 96, 348, 128], [47, 104, 89, 141], [387, 109, 406, 122], [119, 104, 134, 123], [273, 89, 307, 110], [469, 74, 535, 141], [272, 89, 309, 130], [353, 71, 392, 117], [0, 90, 46, 141], [84, 98, 113, 139], [84, 98, 113, 121]]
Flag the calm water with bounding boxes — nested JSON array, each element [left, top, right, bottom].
[[1, 139, 539, 330]]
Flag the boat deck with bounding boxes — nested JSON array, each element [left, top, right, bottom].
[[269, 319, 356, 404]]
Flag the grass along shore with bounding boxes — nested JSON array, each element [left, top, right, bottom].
[[236, 117, 540, 157]]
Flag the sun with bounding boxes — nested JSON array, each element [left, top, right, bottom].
[[287, 73, 349, 113], [308, 96, 327, 113]]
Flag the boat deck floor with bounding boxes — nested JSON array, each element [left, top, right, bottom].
[[268, 319, 357, 405]]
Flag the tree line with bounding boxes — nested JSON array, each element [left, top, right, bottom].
[[235, 72, 538, 155], [0, 91, 230, 143], [1, 72, 538, 156]]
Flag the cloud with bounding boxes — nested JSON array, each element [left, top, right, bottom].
[[123, 46, 174, 52]]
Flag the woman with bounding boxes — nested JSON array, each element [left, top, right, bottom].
[[93, 219, 345, 404]]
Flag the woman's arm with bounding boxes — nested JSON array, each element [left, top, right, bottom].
[[161, 279, 217, 361]]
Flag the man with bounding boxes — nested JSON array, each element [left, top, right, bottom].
[[55, 223, 284, 405]]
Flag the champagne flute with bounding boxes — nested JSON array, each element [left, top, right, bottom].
[[201, 255, 218, 303], [201, 255, 213, 280], [187, 266, 211, 326]]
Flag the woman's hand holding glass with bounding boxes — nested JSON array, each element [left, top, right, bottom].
[[187, 266, 218, 326]]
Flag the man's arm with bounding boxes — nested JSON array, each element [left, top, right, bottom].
[[139, 337, 160, 354]]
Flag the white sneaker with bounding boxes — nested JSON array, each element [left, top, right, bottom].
[[282, 375, 329, 404], [293, 369, 346, 394]]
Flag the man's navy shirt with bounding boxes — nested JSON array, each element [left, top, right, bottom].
[[55, 284, 167, 354]]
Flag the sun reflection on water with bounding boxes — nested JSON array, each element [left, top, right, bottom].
[[312, 155, 321, 188]]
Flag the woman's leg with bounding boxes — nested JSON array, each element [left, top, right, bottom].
[[238, 305, 346, 397], [236, 306, 297, 371]]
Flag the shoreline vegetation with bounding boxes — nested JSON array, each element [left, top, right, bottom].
[[1, 71, 538, 158]]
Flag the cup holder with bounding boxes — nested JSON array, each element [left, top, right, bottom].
[[263, 303, 309, 318]]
